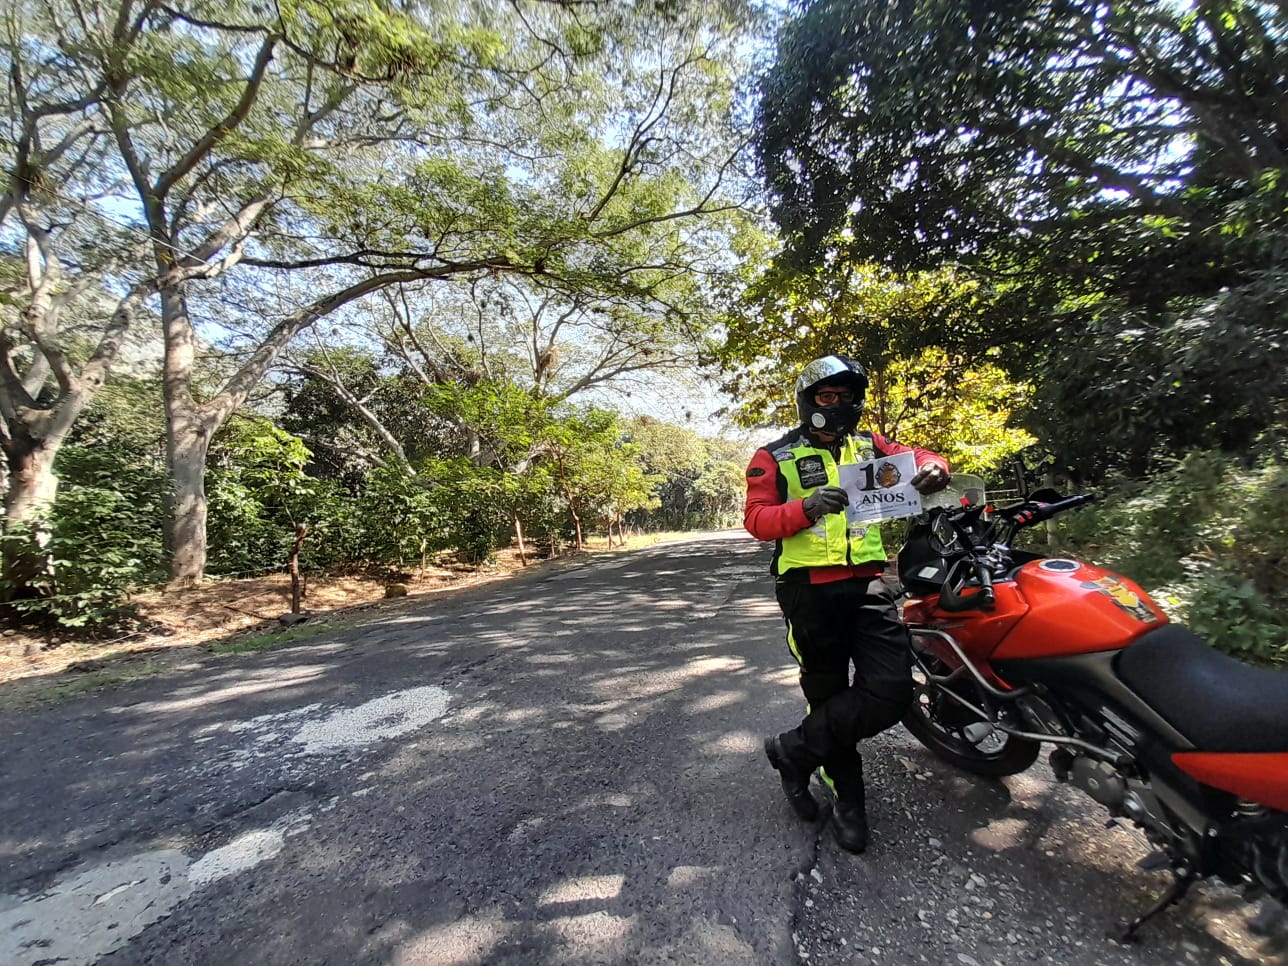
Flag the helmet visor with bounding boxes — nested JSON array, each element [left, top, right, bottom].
[[795, 356, 856, 395]]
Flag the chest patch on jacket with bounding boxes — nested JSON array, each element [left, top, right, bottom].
[[796, 455, 828, 489]]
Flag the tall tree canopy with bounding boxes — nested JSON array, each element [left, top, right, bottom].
[[757, 0, 1282, 278], [716, 257, 1035, 472], [753, 0, 1288, 477], [2, 0, 761, 583]]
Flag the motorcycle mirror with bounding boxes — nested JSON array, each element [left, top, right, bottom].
[[1029, 487, 1062, 504], [1011, 456, 1029, 499]]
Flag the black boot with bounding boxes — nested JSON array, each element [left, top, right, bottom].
[[830, 761, 869, 853], [764, 735, 819, 822], [830, 797, 868, 854]]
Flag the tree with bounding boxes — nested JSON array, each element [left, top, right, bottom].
[[4, 377, 169, 623], [864, 348, 1035, 476], [545, 407, 659, 550], [690, 459, 744, 526], [623, 415, 743, 529], [1, 0, 489, 581], [3, 0, 761, 585], [716, 255, 1036, 472], [757, 1, 1277, 274], [279, 266, 723, 475], [204, 414, 319, 578], [719, 258, 1010, 420], [753, 0, 1288, 473]]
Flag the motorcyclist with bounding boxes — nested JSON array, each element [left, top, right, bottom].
[[743, 354, 951, 853]]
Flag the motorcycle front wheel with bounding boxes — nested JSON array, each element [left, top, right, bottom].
[[903, 660, 1041, 778]]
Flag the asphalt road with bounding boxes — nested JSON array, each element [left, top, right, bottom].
[[1, 531, 1284, 965]]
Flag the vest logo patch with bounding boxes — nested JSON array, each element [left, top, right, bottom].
[[772, 448, 794, 462], [796, 455, 828, 488]]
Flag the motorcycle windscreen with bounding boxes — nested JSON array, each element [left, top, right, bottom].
[[919, 473, 988, 511]]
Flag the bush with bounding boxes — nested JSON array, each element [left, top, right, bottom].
[[418, 458, 514, 565], [355, 462, 456, 568], [205, 416, 321, 577], [0, 435, 169, 628], [0, 494, 165, 630]]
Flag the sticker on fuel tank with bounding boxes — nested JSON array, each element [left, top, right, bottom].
[[1038, 559, 1079, 572], [1080, 575, 1158, 623]]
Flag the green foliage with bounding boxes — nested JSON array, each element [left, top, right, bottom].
[[206, 621, 339, 656], [417, 458, 512, 565], [5, 0, 760, 587], [866, 349, 1036, 476], [546, 407, 662, 537], [1052, 450, 1288, 666], [625, 417, 746, 529], [1185, 574, 1287, 664], [753, 0, 1288, 477], [0, 466, 165, 628], [757, 0, 1246, 274], [690, 460, 745, 526], [0, 661, 167, 710], [3, 358, 745, 628], [718, 256, 1035, 475], [719, 260, 999, 424], [279, 349, 394, 484], [1027, 284, 1288, 480], [205, 416, 321, 577], [0, 383, 169, 627]]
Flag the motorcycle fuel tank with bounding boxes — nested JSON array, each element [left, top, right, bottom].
[[989, 559, 1168, 660]]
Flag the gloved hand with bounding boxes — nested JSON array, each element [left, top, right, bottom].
[[911, 463, 951, 494], [802, 486, 850, 521]]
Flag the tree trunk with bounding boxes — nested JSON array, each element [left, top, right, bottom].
[[513, 514, 527, 566], [4, 437, 60, 524], [1, 436, 61, 599], [165, 410, 215, 586], [569, 501, 584, 551], [289, 525, 307, 613]]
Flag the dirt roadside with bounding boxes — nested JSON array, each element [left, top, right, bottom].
[[0, 536, 674, 705]]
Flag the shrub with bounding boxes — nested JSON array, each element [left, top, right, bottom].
[[0, 495, 165, 630], [205, 416, 321, 577]]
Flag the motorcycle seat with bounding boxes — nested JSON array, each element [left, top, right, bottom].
[[1115, 623, 1288, 753]]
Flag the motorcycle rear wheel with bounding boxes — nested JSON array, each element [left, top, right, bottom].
[[903, 662, 1041, 778]]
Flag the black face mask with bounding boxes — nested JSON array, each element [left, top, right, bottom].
[[798, 397, 863, 439]]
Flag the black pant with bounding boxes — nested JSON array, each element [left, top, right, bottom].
[[774, 575, 913, 801]]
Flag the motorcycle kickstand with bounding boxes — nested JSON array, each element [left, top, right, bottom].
[[1108, 870, 1195, 944]]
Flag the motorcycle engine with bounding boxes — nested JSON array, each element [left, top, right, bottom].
[[1073, 758, 1128, 808], [1049, 748, 1128, 808]]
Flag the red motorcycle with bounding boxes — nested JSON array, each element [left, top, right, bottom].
[[895, 470, 1288, 941]]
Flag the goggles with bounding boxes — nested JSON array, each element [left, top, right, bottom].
[[813, 389, 856, 405]]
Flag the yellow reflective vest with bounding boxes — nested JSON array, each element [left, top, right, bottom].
[[773, 432, 886, 576]]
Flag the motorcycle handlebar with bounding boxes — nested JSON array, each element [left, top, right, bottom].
[[1008, 493, 1096, 528], [926, 492, 1094, 612], [937, 557, 995, 612]]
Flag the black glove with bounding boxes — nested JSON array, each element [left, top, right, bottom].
[[802, 486, 850, 521], [911, 463, 951, 494]]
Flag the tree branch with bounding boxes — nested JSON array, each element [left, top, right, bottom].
[[155, 36, 279, 199]]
